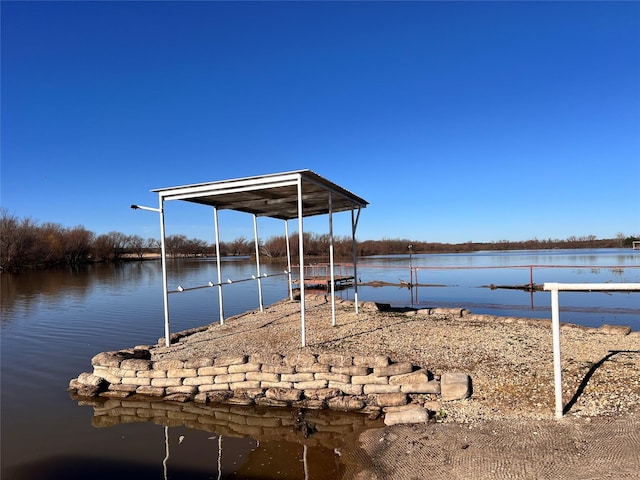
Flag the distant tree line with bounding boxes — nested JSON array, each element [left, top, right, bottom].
[[1, 209, 637, 271]]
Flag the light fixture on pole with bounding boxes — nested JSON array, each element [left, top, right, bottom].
[[131, 204, 161, 213]]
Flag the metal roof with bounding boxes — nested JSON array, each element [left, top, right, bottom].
[[151, 170, 368, 220]]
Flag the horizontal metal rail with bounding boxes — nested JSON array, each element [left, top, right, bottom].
[[543, 282, 640, 419], [169, 271, 289, 294]]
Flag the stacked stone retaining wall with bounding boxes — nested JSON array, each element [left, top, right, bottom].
[[70, 349, 471, 423]]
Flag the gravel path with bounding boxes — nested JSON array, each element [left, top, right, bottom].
[[151, 296, 640, 479]]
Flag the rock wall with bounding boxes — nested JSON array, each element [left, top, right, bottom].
[[69, 348, 471, 424]]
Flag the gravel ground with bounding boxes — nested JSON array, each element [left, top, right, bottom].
[[150, 296, 640, 479], [152, 295, 639, 422]]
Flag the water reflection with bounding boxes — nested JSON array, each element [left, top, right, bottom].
[[70, 395, 383, 479]]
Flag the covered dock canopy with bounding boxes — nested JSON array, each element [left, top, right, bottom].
[[135, 170, 369, 347]]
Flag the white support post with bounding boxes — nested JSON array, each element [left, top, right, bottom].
[[329, 193, 336, 326], [158, 198, 170, 347], [543, 282, 640, 419], [253, 214, 264, 312], [298, 177, 306, 347], [549, 284, 563, 418], [351, 208, 361, 314], [213, 206, 224, 325], [285, 220, 293, 301]]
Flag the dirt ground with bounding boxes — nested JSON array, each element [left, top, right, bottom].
[[340, 407, 640, 479]]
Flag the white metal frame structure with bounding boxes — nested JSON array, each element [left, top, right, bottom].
[[543, 282, 640, 418], [137, 170, 368, 347]]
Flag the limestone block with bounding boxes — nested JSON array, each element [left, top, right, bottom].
[[598, 324, 632, 335], [230, 381, 261, 390], [295, 380, 328, 390], [214, 373, 246, 384], [166, 385, 198, 395], [198, 366, 229, 376], [246, 372, 280, 383], [423, 400, 442, 413], [136, 369, 167, 379], [260, 381, 293, 389], [250, 353, 284, 365], [327, 397, 365, 411], [92, 366, 122, 385], [317, 353, 353, 366], [167, 368, 198, 378], [353, 355, 389, 367], [261, 364, 296, 374], [121, 377, 151, 386], [374, 362, 413, 377], [315, 372, 351, 384], [185, 357, 214, 368], [284, 353, 317, 366], [77, 372, 106, 387], [91, 351, 124, 367], [400, 381, 440, 394], [331, 365, 370, 376], [352, 373, 389, 385], [233, 388, 264, 400], [383, 405, 428, 426], [164, 393, 193, 403], [151, 377, 183, 387], [108, 384, 137, 392], [136, 386, 166, 396], [120, 358, 151, 371], [328, 381, 364, 396], [303, 388, 343, 401], [183, 376, 215, 386], [389, 368, 430, 385], [154, 359, 185, 370], [281, 373, 314, 383], [296, 364, 331, 374], [440, 372, 471, 401], [266, 388, 303, 402], [214, 355, 248, 367], [284, 353, 318, 367], [375, 393, 407, 407], [199, 383, 230, 392], [363, 384, 401, 395], [229, 363, 261, 374]]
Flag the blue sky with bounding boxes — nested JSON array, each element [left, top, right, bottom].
[[2, 1, 639, 244]]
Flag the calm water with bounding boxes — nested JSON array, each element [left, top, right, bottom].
[[1, 249, 638, 479]]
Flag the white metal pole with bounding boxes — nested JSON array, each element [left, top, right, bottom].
[[253, 214, 264, 312], [213, 206, 224, 325], [329, 193, 336, 326], [351, 208, 360, 314], [159, 197, 171, 347], [298, 177, 306, 347], [285, 220, 293, 301], [550, 285, 563, 418]]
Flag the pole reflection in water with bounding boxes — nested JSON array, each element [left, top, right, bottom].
[[75, 394, 383, 479]]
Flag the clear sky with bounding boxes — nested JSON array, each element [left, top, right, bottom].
[[2, 1, 639, 244]]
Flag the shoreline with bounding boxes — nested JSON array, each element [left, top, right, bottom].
[[70, 296, 640, 479]]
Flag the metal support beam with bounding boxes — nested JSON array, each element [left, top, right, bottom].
[[351, 208, 361, 314], [298, 177, 306, 347], [213, 206, 224, 325], [158, 199, 170, 346], [543, 282, 640, 418], [253, 214, 264, 312], [329, 193, 336, 326], [285, 220, 293, 301]]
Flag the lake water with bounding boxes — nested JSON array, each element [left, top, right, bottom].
[[1, 248, 638, 479]]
